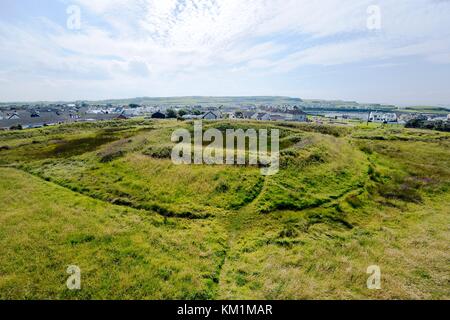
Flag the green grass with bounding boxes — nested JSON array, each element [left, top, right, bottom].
[[0, 119, 449, 299], [400, 106, 450, 115], [0, 168, 227, 299]]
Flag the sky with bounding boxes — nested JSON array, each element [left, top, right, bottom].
[[0, 0, 450, 106]]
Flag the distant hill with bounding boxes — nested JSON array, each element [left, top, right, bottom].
[[0, 96, 303, 107], [399, 106, 450, 115], [1, 96, 448, 114], [90, 96, 304, 106]]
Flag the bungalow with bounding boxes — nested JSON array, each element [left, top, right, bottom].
[[242, 112, 255, 119], [233, 112, 244, 119], [413, 114, 428, 121], [202, 111, 221, 120], [225, 112, 237, 120], [291, 109, 308, 122], [251, 113, 271, 121], [8, 113, 20, 120], [151, 111, 166, 119], [428, 115, 448, 122], [114, 107, 124, 114], [270, 114, 287, 122]]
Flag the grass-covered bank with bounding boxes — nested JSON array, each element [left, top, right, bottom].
[[0, 119, 449, 299]]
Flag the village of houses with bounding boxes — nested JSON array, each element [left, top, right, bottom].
[[0, 101, 449, 131]]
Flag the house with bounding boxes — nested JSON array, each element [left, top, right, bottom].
[[233, 112, 244, 119], [291, 109, 308, 122], [225, 112, 237, 120], [114, 107, 124, 114], [202, 111, 221, 120], [242, 112, 255, 119], [270, 114, 287, 121], [447, 114, 450, 121], [369, 112, 398, 123], [251, 113, 271, 121], [8, 113, 20, 120], [428, 115, 448, 122], [413, 114, 428, 121], [151, 111, 166, 119]]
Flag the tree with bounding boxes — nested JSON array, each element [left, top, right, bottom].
[[166, 109, 177, 119], [405, 119, 450, 132], [9, 124, 23, 130]]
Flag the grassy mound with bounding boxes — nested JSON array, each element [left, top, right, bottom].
[[0, 119, 449, 299]]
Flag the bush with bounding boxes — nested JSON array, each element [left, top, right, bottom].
[[9, 124, 23, 130], [99, 150, 125, 163], [143, 146, 172, 159], [278, 226, 299, 238], [405, 119, 450, 132], [377, 179, 423, 203]]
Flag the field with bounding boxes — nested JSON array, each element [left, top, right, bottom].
[[0, 119, 449, 299]]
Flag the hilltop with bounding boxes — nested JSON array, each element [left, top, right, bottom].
[[0, 119, 449, 299]]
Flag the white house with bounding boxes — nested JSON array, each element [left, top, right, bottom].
[[291, 109, 308, 122], [225, 112, 237, 119], [369, 112, 398, 123], [87, 107, 105, 114], [251, 113, 271, 121], [447, 114, 450, 121], [202, 111, 221, 120], [8, 113, 20, 120]]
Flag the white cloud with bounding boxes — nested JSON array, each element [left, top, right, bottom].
[[0, 0, 450, 102]]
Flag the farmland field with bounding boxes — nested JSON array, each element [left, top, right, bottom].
[[0, 119, 449, 299]]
